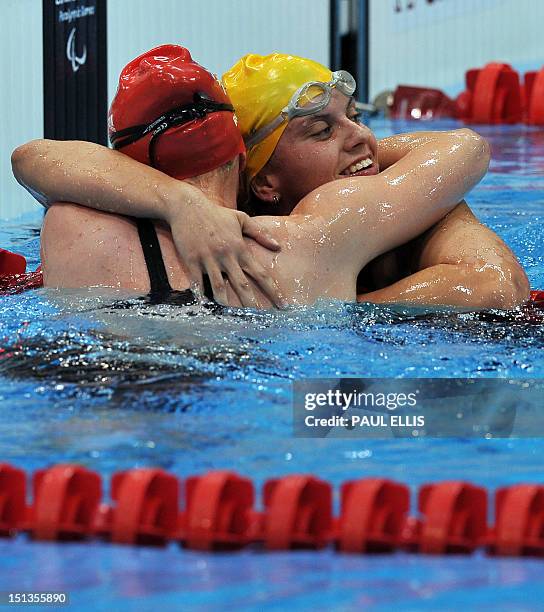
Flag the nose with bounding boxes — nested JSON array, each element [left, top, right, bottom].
[[342, 119, 374, 153]]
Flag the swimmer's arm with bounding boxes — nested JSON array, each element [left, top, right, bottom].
[[11, 139, 285, 308], [294, 128, 491, 275], [358, 203, 530, 308], [12, 139, 184, 216], [358, 264, 519, 308], [376, 131, 457, 171]]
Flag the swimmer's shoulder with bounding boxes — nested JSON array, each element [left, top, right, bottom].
[[43, 202, 137, 255], [41, 202, 147, 289], [240, 214, 355, 304], [43, 202, 132, 234]]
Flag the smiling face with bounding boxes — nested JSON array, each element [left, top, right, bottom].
[[251, 90, 379, 214]]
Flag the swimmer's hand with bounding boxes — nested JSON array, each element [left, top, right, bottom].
[[165, 190, 284, 308]]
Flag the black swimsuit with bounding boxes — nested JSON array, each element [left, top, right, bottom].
[[136, 219, 214, 305]]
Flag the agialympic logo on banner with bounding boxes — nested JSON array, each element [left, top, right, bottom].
[[66, 27, 87, 72]]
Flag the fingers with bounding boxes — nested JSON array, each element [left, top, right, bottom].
[[224, 257, 258, 308], [240, 215, 281, 252], [202, 258, 228, 305], [185, 259, 204, 299], [193, 255, 285, 310], [187, 251, 257, 307], [241, 256, 286, 309]]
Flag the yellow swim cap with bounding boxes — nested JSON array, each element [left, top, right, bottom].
[[222, 53, 332, 179]]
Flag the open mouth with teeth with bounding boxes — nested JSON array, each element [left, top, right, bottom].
[[341, 157, 377, 177]]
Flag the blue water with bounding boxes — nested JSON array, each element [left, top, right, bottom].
[[1, 119, 543, 611]]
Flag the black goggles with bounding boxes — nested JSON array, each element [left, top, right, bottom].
[[109, 93, 234, 167]]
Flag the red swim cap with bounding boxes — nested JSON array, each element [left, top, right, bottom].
[[108, 44, 245, 180]]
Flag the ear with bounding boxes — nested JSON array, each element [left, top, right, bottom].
[[250, 170, 280, 203], [238, 152, 247, 173]]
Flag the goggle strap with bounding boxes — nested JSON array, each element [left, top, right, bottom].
[[110, 94, 234, 154], [244, 114, 286, 149]]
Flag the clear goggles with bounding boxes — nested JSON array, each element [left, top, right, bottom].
[[244, 70, 357, 149]]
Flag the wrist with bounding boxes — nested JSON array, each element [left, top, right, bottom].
[[158, 178, 201, 225]]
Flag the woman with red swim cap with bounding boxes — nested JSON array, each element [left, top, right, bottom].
[[15, 46, 285, 307], [13, 45, 529, 308]]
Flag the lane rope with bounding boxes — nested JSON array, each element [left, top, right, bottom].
[[1, 463, 543, 557]]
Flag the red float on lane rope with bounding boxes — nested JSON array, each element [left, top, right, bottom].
[[0, 464, 27, 536], [263, 475, 332, 550], [524, 68, 544, 125], [529, 290, 544, 304], [0, 248, 43, 295], [458, 63, 522, 124], [488, 484, 544, 557], [403, 481, 487, 554], [30, 464, 101, 541], [179, 470, 256, 550], [337, 478, 410, 553], [105, 468, 179, 545]]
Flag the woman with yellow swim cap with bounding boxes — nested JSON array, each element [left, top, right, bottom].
[[220, 52, 526, 307], [222, 53, 380, 215]]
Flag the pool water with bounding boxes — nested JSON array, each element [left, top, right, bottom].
[[0, 119, 543, 610]]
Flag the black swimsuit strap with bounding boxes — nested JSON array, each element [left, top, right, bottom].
[[136, 218, 215, 303], [136, 218, 172, 295]]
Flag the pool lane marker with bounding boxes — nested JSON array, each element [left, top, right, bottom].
[[1, 463, 543, 557]]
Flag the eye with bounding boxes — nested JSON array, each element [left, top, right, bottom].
[[310, 123, 332, 138]]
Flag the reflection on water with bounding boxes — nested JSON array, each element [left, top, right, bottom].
[[2, 538, 544, 609]]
